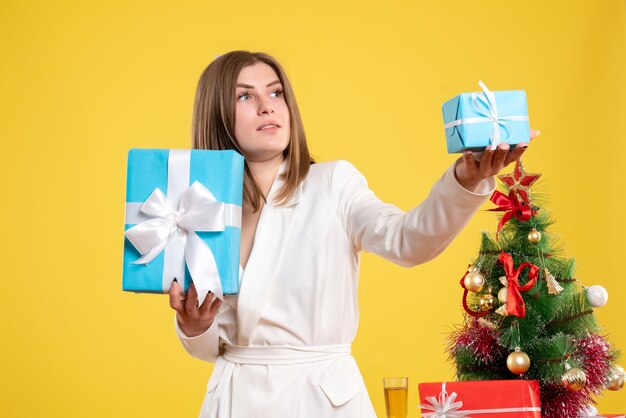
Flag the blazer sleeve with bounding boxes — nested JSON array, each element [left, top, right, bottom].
[[174, 314, 220, 363], [331, 160, 495, 267]]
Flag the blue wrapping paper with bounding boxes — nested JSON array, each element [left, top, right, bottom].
[[442, 82, 530, 153], [122, 149, 244, 296]]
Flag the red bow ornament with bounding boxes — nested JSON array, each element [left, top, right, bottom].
[[496, 252, 539, 318], [489, 190, 536, 233]]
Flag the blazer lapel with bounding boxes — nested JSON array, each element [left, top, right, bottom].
[[236, 161, 302, 345]]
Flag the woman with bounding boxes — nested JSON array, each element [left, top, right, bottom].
[[168, 50, 534, 417]]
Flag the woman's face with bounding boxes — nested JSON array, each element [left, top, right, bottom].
[[234, 63, 290, 162]]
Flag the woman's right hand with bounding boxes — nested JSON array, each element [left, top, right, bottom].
[[169, 280, 223, 338]]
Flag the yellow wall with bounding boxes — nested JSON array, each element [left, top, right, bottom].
[[2, 0, 624, 416]]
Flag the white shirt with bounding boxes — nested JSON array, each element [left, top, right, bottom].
[[175, 160, 495, 417]]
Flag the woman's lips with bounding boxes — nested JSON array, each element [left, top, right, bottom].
[[258, 125, 280, 133]]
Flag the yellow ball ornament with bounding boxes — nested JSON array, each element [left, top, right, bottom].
[[479, 294, 497, 312], [562, 364, 587, 391], [507, 347, 530, 375], [498, 287, 508, 303], [607, 365, 625, 391], [528, 228, 542, 243], [464, 265, 486, 293]]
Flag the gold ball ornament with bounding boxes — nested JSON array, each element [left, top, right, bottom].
[[507, 348, 531, 375], [527, 228, 542, 243], [479, 294, 497, 312], [562, 364, 587, 391], [468, 265, 481, 275], [464, 266, 486, 293], [606, 365, 625, 391], [498, 287, 508, 303]]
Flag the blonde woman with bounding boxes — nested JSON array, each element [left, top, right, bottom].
[[169, 50, 535, 417]]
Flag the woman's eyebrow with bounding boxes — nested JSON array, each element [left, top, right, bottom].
[[236, 80, 282, 89]]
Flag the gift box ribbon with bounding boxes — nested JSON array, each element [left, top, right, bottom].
[[124, 150, 242, 304], [443, 80, 529, 150], [419, 382, 542, 417]]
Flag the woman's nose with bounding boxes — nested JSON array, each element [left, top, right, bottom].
[[257, 97, 274, 115]]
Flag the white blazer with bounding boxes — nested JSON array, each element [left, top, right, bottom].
[[176, 160, 495, 418]]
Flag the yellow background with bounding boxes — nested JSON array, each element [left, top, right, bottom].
[[2, 0, 624, 416]]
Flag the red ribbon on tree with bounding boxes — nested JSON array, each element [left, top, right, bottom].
[[498, 252, 539, 318], [489, 190, 536, 233]]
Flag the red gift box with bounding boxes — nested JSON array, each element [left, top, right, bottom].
[[418, 380, 541, 417]]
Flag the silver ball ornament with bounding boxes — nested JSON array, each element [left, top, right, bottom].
[[585, 285, 609, 308]]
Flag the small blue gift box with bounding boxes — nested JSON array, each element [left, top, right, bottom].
[[442, 81, 530, 153], [123, 149, 244, 301]]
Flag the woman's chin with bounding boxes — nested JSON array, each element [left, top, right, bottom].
[[244, 150, 286, 164]]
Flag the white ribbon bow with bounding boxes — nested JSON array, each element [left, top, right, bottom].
[[444, 80, 529, 150], [419, 383, 470, 418], [125, 181, 226, 303]]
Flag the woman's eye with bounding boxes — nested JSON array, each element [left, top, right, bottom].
[[237, 92, 250, 101], [270, 89, 284, 98]]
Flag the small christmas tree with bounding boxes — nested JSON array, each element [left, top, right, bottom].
[[447, 161, 624, 417]]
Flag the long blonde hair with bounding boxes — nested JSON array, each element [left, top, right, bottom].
[[192, 51, 313, 211]]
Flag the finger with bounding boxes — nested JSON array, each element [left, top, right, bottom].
[[198, 291, 215, 314], [478, 146, 496, 175], [504, 143, 528, 166], [209, 298, 223, 318], [529, 129, 541, 140], [491, 144, 509, 170], [455, 153, 477, 186], [462, 150, 476, 166], [186, 283, 199, 314], [460, 151, 478, 174], [169, 280, 184, 314]]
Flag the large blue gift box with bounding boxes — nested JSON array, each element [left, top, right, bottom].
[[442, 81, 530, 153], [123, 149, 244, 301]]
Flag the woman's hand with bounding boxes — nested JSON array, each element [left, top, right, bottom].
[[454, 129, 540, 192], [169, 281, 223, 338]]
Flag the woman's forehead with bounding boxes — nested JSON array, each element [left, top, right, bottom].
[[236, 63, 280, 87]]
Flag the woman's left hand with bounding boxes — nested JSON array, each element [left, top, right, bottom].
[[454, 129, 540, 192]]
